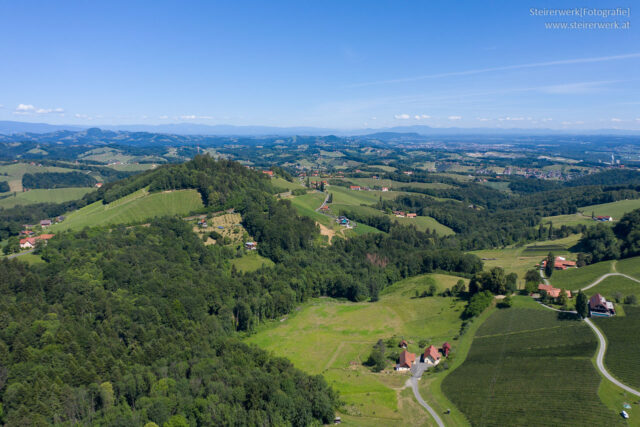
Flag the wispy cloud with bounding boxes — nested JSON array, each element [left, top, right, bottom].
[[611, 118, 622, 122], [179, 115, 213, 120], [347, 53, 640, 87], [448, 116, 462, 121], [394, 113, 410, 120], [414, 114, 431, 120], [14, 103, 64, 115]]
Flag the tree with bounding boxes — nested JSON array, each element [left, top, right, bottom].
[[544, 252, 555, 278], [579, 224, 621, 262], [525, 269, 540, 285], [557, 289, 569, 307], [428, 284, 437, 296], [576, 252, 589, 267], [624, 294, 638, 305], [366, 340, 387, 372], [576, 291, 589, 318], [506, 273, 518, 293], [452, 280, 466, 296]]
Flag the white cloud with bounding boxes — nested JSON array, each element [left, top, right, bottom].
[[16, 104, 35, 112], [74, 113, 92, 120], [394, 113, 411, 120], [448, 115, 462, 121], [158, 115, 169, 120], [636, 118, 640, 122], [477, 117, 490, 121], [414, 114, 431, 120], [541, 118, 553, 122], [180, 115, 213, 120], [611, 118, 622, 122], [36, 107, 64, 114], [499, 116, 526, 121]]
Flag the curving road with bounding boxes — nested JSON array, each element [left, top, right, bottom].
[[539, 268, 640, 397], [575, 272, 640, 293], [409, 376, 445, 427], [584, 318, 640, 397], [6, 249, 35, 259]]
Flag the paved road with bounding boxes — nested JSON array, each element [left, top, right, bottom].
[[315, 191, 331, 212], [409, 376, 445, 427], [576, 272, 640, 292], [585, 318, 640, 397], [540, 269, 640, 398], [6, 249, 34, 259]]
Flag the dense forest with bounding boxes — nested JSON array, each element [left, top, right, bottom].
[[22, 171, 97, 189]]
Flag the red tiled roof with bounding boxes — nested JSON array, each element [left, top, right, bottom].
[[399, 350, 416, 368], [424, 345, 440, 362]]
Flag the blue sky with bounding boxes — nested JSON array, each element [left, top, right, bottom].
[[0, 0, 638, 129]]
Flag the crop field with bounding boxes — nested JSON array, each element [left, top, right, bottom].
[[594, 306, 640, 390], [550, 260, 614, 291], [51, 188, 204, 231], [230, 252, 275, 272], [194, 213, 246, 243], [616, 256, 640, 278], [0, 187, 93, 208], [585, 275, 640, 302], [578, 198, 640, 219], [329, 185, 401, 204], [541, 212, 595, 227], [247, 273, 469, 425], [106, 163, 156, 172], [441, 307, 623, 426]]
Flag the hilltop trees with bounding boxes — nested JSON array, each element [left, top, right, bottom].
[[579, 224, 621, 262], [544, 252, 555, 278]]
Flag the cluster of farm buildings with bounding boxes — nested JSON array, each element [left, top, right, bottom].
[[395, 340, 451, 371], [18, 217, 63, 249]]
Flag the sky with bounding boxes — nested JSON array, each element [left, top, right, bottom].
[[0, 0, 638, 130]]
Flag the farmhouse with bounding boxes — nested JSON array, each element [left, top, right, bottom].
[[406, 213, 417, 218], [537, 284, 571, 299], [245, 241, 258, 250], [541, 256, 577, 270], [395, 349, 416, 371], [320, 205, 330, 211], [589, 293, 615, 316], [381, 187, 389, 192], [393, 211, 405, 217], [40, 219, 52, 227], [349, 185, 361, 191], [423, 345, 441, 365], [595, 216, 613, 222], [19, 238, 37, 249], [262, 170, 274, 177], [399, 339, 408, 349]]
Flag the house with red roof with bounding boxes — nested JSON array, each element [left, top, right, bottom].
[[19, 237, 37, 249], [399, 339, 408, 349], [349, 185, 361, 191], [395, 349, 416, 371], [540, 256, 577, 270], [589, 293, 615, 316], [406, 213, 417, 218], [423, 345, 441, 365], [537, 284, 571, 299]]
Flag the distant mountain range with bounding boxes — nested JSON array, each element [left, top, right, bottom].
[[1, 120, 639, 137]]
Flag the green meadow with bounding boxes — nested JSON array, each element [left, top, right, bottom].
[[0, 187, 93, 208], [51, 188, 204, 231], [0, 162, 77, 192], [550, 260, 614, 291], [578, 198, 640, 219], [230, 252, 275, 273], [247, 273, 470, 426]]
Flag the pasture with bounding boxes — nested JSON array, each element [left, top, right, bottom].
[[271, 176, 306, 191], [616, 256, 640, 278], [0, 162, 77, 192], [594, 306, 640, 391], [584, 275, 640, 302], [471, 234, 580, 285], [541, 212, 594, 227], [230, 252, 275, 273], [50, 188, 204, 231], [0, 187, 93, 208], [247, 273, 470, 425], [345, 178, 454, 191], [441, 307, 623, 426], [578, 198, 640, 219]]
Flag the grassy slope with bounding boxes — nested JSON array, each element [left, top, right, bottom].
[[0, 163, 77, 192], [471, 234, 581, 287], [616, 256, 640, 278], [550, 260, 614, 291], [0, 187, 93, 208], [51, 188, 204, 231], [441, 306, 623, 426], [579, 198, 640, 218], [346, 178, 454, 190], [247, 273, 469, 426], [271, 176, 306, 191], [230, 253, 275, 273]]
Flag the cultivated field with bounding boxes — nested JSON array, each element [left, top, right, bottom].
[[247, 273, 470, 425], [345, 178, 454, 191], [584, 275, 640, 302], [550, 260, 614, 291], [271, 176, 306, 191], [0, 187, 93, 208], [594, 306, 640, 391], [194, 213, 246, 244], [442, 307, 623, 426], [51, 188, 204, 231]]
